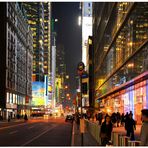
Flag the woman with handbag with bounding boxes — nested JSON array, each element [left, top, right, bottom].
[[100, 115, 113, 146]]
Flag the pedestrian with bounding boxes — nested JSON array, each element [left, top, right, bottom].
[[121, 113, 125, 126], [129, 111, 133, 116], [95, 113, 98, 121], [111, 112, 117, 127], [24, 114, 28, 121], [8, 115, 11, 122], [124, 112, 129, 121], [116, 112, 121, 127], [100, 115, 113, 146], [76, 113, 80, 130], [140, 109, 148, 146], [125, 113, 136, 140], [98, 112, 103, 125]]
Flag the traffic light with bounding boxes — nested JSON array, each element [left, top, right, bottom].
[[82, 82, 87, 94]]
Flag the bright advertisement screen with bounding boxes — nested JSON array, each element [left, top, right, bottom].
[[32, 82, 45, 106], [82, 17, 92, 65]]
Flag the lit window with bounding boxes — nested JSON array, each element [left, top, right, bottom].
[[40, 18, 43, 22]]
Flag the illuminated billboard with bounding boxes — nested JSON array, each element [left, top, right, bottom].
[[82, 2, 92, 65], [32, 82, 45, 106]]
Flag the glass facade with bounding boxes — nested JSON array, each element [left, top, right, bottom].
[[93, 2, 148, 123], [23, 2, 45, 82], [43, 2, 51, 76]]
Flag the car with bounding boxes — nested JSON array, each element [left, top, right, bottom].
[[65, 115, 74, 123]]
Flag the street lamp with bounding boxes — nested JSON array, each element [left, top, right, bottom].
[[78, 16, 81, 26], [77, 62, 85, 146]]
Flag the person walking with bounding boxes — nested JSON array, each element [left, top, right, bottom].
[[24, 114, 28, 121], [98, 112, 103, 125], [116, 112, 121, 127], [8, 115, 11, 122], [140, 109, 148, 146], [125, 113, 136, 140], [100, 115, 113, 146], [121, 113, 125, 126]]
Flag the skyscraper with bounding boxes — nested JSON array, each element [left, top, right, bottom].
[[24, 2, 51, 107], [44, 2, 51, 76], [0, 2, 33, 119], [23, 2, 45, 82], [56, 44, 66, 105]]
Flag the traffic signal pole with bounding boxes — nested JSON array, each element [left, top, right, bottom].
[[80, 75, 83, 146], [77, 62, 85, 146]]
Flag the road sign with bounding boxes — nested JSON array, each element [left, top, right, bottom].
[[77, 62, 85, 71]]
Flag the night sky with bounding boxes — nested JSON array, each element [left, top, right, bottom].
[[52, 2, 82, 95]]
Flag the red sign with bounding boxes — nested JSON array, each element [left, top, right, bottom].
[[25, 96, 29, 103]]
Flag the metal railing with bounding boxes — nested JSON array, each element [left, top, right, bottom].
[[84, 119, 141, 146]]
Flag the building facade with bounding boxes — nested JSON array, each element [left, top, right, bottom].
[[23, 2, 45, 82], [0, 2, 33, 119], [24, 2, 51, 108], [82, 2, 92, 66], [44, 2, 51, 76], [93, 2, 148, 123], [56, 44, 66, 105]]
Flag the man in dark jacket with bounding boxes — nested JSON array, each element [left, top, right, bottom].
[[125, 113, 136, 140]]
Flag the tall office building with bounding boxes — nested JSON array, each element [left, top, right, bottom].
[[93, 2, 148, 124], [56, 44, 66, 104], [80, 2, 92, 111], [24, 2, 51, 107], [44, 2, 51, 76], [0, 2, 33, 119], [43, 2, 51, 107], [82, 2, 92, 66], [51, 32, 57, 108], [23, 2, 45, 82]]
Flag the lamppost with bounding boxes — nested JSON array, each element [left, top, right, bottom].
[[77, 62, 85, 146]]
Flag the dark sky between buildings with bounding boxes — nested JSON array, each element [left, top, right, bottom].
[[52, 2, 82, 95]]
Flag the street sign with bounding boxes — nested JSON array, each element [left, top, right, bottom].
[[77, 62, 85, 71]]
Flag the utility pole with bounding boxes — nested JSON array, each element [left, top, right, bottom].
[[77, 62, 85, 146]]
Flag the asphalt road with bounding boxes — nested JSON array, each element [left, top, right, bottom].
[[0, 117, 73, 146]]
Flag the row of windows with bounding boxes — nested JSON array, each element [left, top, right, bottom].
[[96, 45, 148, 97], [6, 92, 29, 105], [6, 4, 32, 96], [94, 3, 148, 89]]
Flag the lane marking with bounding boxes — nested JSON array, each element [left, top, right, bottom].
[[28, 126, 35, 129], [0, 123, 27, 130], [9, 130, 18, 134], [21, 125, 58, 146]]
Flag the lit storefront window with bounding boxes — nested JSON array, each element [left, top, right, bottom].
[[10, 93, 12, 104], [6, 92, 9, 103], [134, 81, 146, 123]]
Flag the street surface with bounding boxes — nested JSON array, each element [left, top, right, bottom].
[[0, 117, 72, 146]]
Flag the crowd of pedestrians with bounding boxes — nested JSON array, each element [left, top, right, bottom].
[[94, 109, 148, 146]]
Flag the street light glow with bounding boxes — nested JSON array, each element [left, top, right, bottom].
[[55, 19, 58, 22], [78, 16, 81, 26]]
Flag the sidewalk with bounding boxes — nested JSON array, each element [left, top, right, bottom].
[[71, 121, 99, 146], [0, 118, 24, 123]]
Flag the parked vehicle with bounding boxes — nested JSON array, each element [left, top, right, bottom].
[[65, 115, 74, 123]]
